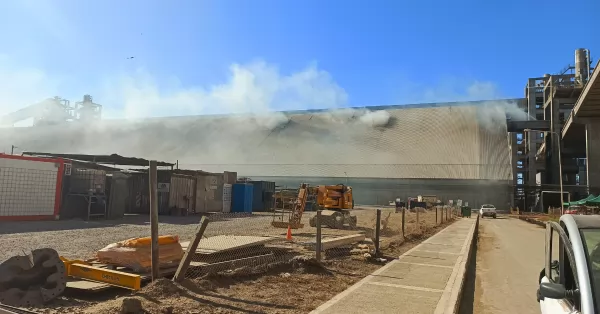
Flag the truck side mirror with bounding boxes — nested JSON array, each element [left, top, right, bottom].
[[539, 282, 567, 299]]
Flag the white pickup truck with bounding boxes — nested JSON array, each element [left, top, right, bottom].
[[479, 204, 497, 219], [537, 214, 600, 314]]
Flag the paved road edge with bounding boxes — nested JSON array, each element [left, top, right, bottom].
[[518, 216, 547, 227], [433, 216, 479, 314], [310, 219, 470, 314]]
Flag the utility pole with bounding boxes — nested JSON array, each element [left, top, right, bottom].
[[11, 145, 17, 155], [149, 160, 159, 280]]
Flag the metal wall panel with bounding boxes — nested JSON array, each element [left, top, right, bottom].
[[194, 174, 224, 213], [253, 176, 512, 210], [168, 174, 195, 214], [222, 183, 232, 212]]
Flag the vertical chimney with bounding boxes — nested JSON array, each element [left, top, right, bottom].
[[575, 48, 589, 86]]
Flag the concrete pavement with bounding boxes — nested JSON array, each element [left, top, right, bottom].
[[311, 218, 478, 314], [459, 216, 545, 313]]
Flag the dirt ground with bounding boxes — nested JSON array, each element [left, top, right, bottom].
[[459, 217, 544, 314], [4, 208, 456, 314], [0, 207, 450, 261]]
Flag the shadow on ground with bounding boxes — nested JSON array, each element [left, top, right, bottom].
[[458, 226, 478, 314], [0, 212, 272, 235]]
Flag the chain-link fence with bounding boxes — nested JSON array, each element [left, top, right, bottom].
[[174, 212, 301, 281], [311, 205, 459, 260], [172, 205, 459, 283]]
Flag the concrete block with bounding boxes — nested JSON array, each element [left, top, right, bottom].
[[0, 248, 67, 306]]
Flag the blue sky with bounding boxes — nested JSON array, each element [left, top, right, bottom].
[[0, 0, 598, 119]]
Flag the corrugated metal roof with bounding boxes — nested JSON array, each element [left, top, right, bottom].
[[0, 101, 515, 180]]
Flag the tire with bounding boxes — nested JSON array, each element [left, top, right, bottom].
[[332, 212, 344, 229], [493, 214, 497, 219]]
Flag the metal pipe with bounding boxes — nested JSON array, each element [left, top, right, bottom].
[[586, 49, 592, 80], [524, 129, 564, 215], [375, 209, 381, 256], [557, 131, 564, 215], [316, 211, 322, 261], [149, 160, 160, 281]]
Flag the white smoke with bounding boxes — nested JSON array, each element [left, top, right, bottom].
[[96, 61, 348, 120], [358, 110, 391, 127], [395, 80, 528, 133], [475, 100, 531, 133], [317, 108, 391, 127]]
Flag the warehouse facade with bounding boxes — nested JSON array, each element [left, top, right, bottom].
[[1, 99, 519, 209]]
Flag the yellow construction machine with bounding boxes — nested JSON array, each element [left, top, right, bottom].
[[309, 184, 357, 229]]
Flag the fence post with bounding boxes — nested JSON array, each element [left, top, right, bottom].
[[316, 211, 322, 262], [416, 207, 420, 233], [173, 216, 209, 282], [401, 206, 406, 239], [375, 209, 381, 256], [149, 160, 159, 281]]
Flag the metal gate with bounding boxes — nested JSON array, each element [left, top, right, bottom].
[[223, 183, 232, 213]]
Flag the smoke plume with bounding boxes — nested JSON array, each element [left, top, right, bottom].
[[0, 56, 513, 180]]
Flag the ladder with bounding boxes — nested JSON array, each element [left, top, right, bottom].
[[271, 183, 308, 229]]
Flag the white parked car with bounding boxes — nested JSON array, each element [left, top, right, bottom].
[[479, 204, 497, 218], [538, 215, 600, 314]]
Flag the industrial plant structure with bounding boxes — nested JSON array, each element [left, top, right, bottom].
[[0, 95, 102, 127], [2, 48, 599, 211], [508, 48, 599, 211]]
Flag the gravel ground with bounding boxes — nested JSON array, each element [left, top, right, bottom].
[[11, 214, 455, 314], [0, 208, 449, 261], [1, 208, 456, 313]]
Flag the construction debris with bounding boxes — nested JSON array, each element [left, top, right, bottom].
[[180, 235, 276, 255], [350, 244, 372, 255], [97, 235, 184, 272], [310, 234, 366, 251], [120, 297, 143, 314], [0, 248, 67, 307]]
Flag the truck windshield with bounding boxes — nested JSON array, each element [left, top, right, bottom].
[[580, 229, 600, 307]]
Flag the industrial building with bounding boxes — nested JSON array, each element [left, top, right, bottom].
[[3, 49, 599, 211], [1, 101, 516, 208], [508, 48, 600, 211]]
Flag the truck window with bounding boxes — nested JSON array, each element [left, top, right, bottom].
[[580, 229, 600, 308]]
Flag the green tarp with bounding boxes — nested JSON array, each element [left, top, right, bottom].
[[564, 195, 597, 206], [585, 195, 600, 206]]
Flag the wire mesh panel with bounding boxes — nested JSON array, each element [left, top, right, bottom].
[[174, 204, 460, 282], [180, 212, 308, 280], [0, 167, 58, 218], [311, 205, 459, 261], [0, 156, 62, 220]]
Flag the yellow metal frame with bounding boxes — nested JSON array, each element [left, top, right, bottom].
[[61, 257, 141, 290]]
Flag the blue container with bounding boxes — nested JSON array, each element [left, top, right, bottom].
[[249, 181, 264, 211], [248, 181, 276, 212], [232, 183, 253, 213]]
